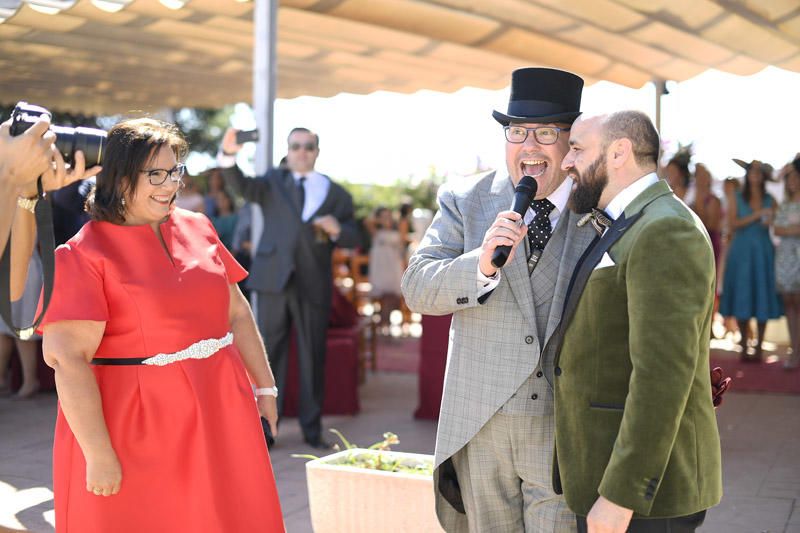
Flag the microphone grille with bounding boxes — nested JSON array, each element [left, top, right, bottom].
[[516, 175, 538, 198]]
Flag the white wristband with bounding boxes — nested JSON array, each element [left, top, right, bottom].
[[255, 386, 278, 397]]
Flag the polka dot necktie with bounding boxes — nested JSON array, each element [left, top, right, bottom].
[[528, 198, 555, 251]]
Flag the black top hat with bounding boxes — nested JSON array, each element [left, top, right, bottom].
[[493, 67, 584, 126]]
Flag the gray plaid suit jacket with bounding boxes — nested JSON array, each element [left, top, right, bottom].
[[402, 170, 595, 472]]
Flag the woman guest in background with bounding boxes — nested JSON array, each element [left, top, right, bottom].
[[665, 153, 722, 265], [204, 167, 226, 217], [38, 118, 284, 532], [212, 188, 238, 250], [774, 157, 800, 369], [174, 173, 205, 212], [366, 206, 405, 334], [665, 149, 693, 203], [719, 159, 783, 362], [692, 163, 723, 265], [0, 251, 42, 398]]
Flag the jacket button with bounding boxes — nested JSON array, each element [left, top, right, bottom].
[[525, 336, 534, 344], [536, 371, 543, 378], [530, 393, 538, 400], [554, 367, 562, 376]]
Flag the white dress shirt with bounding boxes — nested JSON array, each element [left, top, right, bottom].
[[593, 172, 660, 270], [604, 172, 659, 221], [293, 171, 330, 222], [477, 176, 574, 296]]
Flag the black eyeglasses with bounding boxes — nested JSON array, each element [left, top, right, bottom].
[[504, 126, 570, 145], [140, 163, 186, 186], [289, 142, 317, 152]]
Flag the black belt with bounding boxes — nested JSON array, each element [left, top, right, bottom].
[[91, 357, 149, 366]]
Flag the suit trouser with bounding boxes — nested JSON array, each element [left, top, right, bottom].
[[448, 411, 576, 533], [576, 511, 706, 532], [256, 278, 329, 441]]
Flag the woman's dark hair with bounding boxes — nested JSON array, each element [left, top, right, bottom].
[[373, 206, 396, 230], [216, 188, 235, 214], [86, 118, 188, 223], [207, 168, 225, 193], [667, 147, 692, 188], [785, 158, 800, 199], [742, 161, 770, 203]]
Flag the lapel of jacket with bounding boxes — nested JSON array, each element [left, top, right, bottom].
[[275, 170, 304, 219], [485, 172, 536, 332], [542, 210, 596, 348], [559, 179, 673, 334]]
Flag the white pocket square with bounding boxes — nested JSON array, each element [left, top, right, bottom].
[[594, 252, 616, 270]]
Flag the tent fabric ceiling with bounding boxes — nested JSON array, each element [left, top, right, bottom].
[[1, 0, 799, 114]]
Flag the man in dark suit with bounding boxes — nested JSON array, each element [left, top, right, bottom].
[[553, 111, 722, 532], [218, 127, 358, 448]]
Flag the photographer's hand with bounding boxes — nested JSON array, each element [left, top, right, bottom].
[[0, 117, 57, 189], [19, 149, 102, 199]]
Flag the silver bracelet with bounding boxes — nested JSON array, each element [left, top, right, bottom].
[[255, 386, 278, 397]]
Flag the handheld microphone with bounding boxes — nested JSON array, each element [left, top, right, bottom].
[[491, 175, 538, 269]]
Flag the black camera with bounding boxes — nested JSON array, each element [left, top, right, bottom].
[[9, 101, 106, 167]]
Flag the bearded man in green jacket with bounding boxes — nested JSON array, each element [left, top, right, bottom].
[[553, 110, 722, 533]]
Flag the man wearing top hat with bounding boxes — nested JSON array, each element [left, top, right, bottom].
[[402, 67, 595, 531]]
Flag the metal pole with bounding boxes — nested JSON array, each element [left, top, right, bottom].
[[250, 0, 277, 315], [654, 78, 664, 133], [253, 0, 277, 174]]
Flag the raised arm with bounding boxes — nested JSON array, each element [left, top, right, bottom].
[[9, 150, 100, 300], [217, 128, 270, 204], [401, 184, 525, 315]]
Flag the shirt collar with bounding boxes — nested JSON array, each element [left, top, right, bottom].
[[292, 170, 321, 182], [547, 176, 573, 215], [604, 172, 659, 220]]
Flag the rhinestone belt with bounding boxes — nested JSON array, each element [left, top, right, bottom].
[[91, 332, 234, 366]]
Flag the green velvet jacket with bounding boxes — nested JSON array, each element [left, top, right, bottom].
[[553, 179, 722, 518]]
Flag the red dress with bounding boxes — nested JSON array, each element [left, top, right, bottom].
[[39, 208, 284, 533]]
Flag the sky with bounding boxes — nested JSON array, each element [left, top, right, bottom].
[[191, 66, 799, 189]]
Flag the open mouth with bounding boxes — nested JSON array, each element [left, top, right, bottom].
[[520, 159, 548, 178], [150, 194, 174, 206]]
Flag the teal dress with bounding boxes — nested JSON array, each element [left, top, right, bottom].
[[212, 213, 238, 251], [720, 192, 782, 321]]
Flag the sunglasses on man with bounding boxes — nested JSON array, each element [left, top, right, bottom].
[[289, 142, 317, 152]]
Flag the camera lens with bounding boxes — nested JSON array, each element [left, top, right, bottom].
[[51, 125, 106, 167]]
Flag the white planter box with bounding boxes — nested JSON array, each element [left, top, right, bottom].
[[305, 448, 444, 533]]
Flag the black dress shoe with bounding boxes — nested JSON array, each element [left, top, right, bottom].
[[304, 437, 334, 450]]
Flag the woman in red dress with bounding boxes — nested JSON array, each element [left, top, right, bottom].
[[38, 118, 285, 532]]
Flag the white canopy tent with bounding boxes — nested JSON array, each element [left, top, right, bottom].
[[2, 0, 799, 165]]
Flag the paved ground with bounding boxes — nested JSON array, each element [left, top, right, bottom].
[[1, 371, 798, 532]]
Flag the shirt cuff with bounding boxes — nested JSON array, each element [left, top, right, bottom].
[[477, 264, 501, 297], [215, 151, 237, 169]]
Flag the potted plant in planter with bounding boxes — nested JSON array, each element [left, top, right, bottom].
[[295, 430, 443, 533]]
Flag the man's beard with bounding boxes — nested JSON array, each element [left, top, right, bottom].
[[570, 153, 609, 214]]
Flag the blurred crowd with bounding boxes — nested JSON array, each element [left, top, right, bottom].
[[663, 152, 800, 369]]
